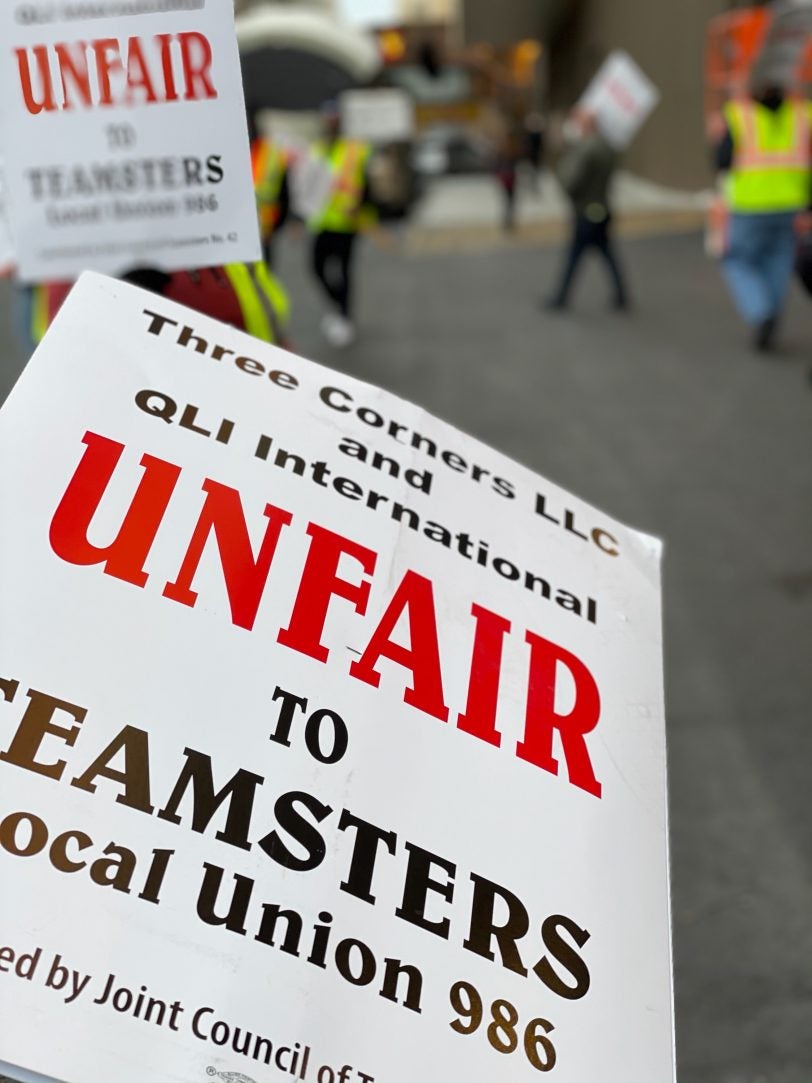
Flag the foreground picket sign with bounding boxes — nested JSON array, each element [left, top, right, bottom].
[[579, 51, 660, 150], [0, 274, 674, 1083], [0, 3, 260, 281]]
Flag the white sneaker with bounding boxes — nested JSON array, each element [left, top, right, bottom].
[[323, 313, 356, 348]]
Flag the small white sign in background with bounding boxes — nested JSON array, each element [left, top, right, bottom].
[[0, 2, 260, 281], [340, 89, 415, 143], [289, 150, 336, 222]]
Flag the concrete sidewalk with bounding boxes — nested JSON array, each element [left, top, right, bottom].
[[408, 170, 711, 252], [274, 227, 812, 1083]]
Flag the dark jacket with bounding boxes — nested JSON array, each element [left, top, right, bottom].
[[556, 133, 618, 219]]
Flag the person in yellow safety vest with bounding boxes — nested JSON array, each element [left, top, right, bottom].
[[715, 82, 812, 351], [27, 278, 73, 348], [28, 264, 290, 350], [251, 137, 290, 268], [307, 100, 377, 349]]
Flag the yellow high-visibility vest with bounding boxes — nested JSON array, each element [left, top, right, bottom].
[[31, 284, 51, 344], [224, 262, 290, 344], [308, 138, 374, 233], [724, 98, 812, 213], [31, 280, 74, 344]]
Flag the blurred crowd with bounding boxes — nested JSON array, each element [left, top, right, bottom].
[[6, 17, 812, 371]]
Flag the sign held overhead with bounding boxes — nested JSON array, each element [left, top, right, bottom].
[[579, 50, 660, 150], [340, 89, 415, 143]]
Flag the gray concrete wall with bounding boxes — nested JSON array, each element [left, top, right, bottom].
[[462, 0, 568, 47], [551, 0, 733, 190], [464, 0, 758, 190]]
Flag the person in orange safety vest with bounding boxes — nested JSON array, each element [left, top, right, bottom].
[[27, 263, 290, 351], [251, 136, 291, 268]]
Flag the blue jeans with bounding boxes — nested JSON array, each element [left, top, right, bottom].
[[722, 212, 797, 326]]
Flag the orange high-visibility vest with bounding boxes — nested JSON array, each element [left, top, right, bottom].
[[252, 138, 288, 239]]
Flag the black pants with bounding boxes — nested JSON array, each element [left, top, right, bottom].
[[551, 213, 627, 306], [312, 231, 357, 318], [496, 170, 517, 232]]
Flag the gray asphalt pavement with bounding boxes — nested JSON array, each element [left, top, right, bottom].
[[2, 228, 811, 1083]]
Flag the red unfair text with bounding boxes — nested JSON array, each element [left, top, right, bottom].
[[48, 431, 604, 799], [15, 33, 218, 114]]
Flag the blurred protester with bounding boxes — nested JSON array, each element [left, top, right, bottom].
[[307, 101, 376, 349], [159, 264, 290, 346], [545, 108, 628, 311], [25, 263, 290, 352], [252, 134, 291, 268], [714, 83, 812, 351], [796, 212, 812, 385], [524, 112, 546, 191], [797, 214, 812, 296], [494, 120, 524, 233], [26, 279, 67, 349]]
